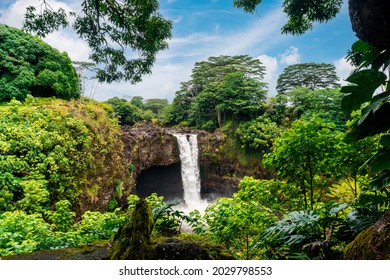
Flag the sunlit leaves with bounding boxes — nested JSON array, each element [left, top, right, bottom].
[[0, 24, 79, 102], [236, 115, 280, 153], [263, 118, 342, 209], [0, 98, 124, 213]]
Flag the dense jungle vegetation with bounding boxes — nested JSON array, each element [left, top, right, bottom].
[[1, 0, 390, 260]]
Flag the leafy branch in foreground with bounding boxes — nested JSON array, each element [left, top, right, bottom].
[[23, 0, 172, 83], [342, 40, 390, 198], [234, 0, 343, 35]]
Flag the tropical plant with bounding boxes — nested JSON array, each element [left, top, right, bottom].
[[236, 114, 280, 153], [126, 193, 194, 236], [341, 40, 390, 198], [165, 55, 267, 128], [106, 97, 143, 125], [263, 118, 341, 210], [204, 177, 301, 259], [261, 202, 351, 259], [0, 205, 126, 256]]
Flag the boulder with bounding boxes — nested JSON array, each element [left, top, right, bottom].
[[349, 0, 390, 48], [109, 199, 154, 260], [343, 210, 390, 259]]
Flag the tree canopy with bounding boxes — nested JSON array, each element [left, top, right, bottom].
[[276, 63, 340, 95], [233, 0, 343, 35], [23, 0, 172, 83], [0, 24, 80, 102], [163, 55, 267, 129]]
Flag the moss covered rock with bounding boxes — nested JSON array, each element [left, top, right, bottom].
[[2, 245, 110, 260], [343, 210, 390, 260], [148, 237, 234, 260], [109, 199, 154, 259]]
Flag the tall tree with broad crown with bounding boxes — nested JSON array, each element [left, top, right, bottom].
[[276, 63, 340, 95]]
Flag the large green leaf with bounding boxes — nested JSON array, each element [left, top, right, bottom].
[[341, 69, 387, 114], [369, 170, 390, 192], [345, 102, 390, 141], [370, 147, 390, 173]]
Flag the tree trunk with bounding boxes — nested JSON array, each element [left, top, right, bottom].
[[217, 109, 222, 127], [349, 0, 390, 48]]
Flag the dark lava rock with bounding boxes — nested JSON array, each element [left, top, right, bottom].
[[2, 245, 110, 260], [349, 0, 390, 48]]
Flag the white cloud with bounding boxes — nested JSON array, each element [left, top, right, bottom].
[[216, 8, 285, 56], [279, 46, 301, 65], [0, 0, 90, 62], [44, 32, 90, 62], [334, 57, 355, 85], [0, 1, 292, 101], [93, 62, 192, 102], [257, 46, 302, 97], [257, 54, 278, 96]]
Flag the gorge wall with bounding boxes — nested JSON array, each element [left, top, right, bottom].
[[120, 125, 270, 204]]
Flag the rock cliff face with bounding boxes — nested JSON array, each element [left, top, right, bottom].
[[120, 125, 269, 203]]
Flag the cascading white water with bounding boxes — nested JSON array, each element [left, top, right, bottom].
[[173, 134, 208, 211]]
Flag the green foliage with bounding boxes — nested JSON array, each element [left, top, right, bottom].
[[105, 96, 170, 125], [164, 55, 267, 129], [262, 202, 351, 259], [342, 40, 390, 200], [23, 0, 172, 83], [345, 207, 384, 234], [0, 211, 54, 256], [0, 205, 126, 256], [47, 200, 75, 232], [126, 193, 195, 236], [0, 24, 79, 102], [106, 97, 143, 125], [76, 210, 125, 242], [0, 97, 124, 213], [263, 118, 342, 209], [287, 87, 348, 129], [204, 177, 301, 259], [205, 197, 267, 259], [144, 98, 169, 116], [236, 114, 280, 153], [276, 63, 340, 95], [238, 177, 303, 216], [152, 202, 191, 236], [234, 0, 342, 35]]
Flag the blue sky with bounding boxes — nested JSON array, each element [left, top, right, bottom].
[[0, 0, 357, 101]]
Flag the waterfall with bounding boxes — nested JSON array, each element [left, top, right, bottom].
[[173, 134, 207, 211]]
